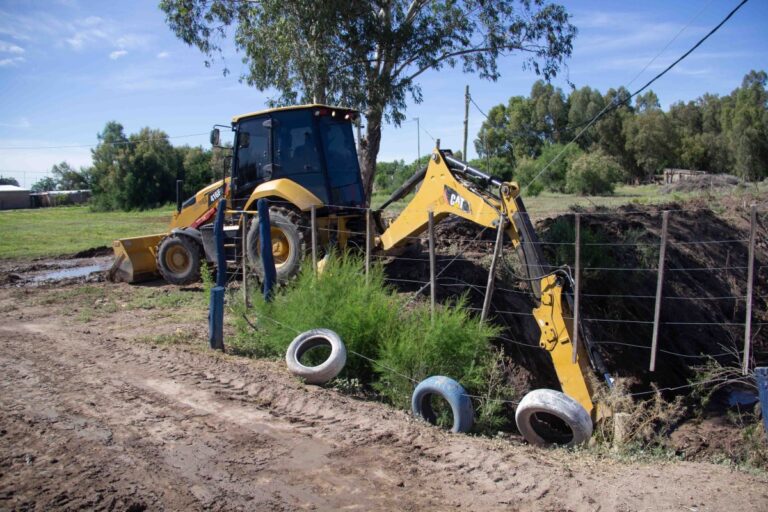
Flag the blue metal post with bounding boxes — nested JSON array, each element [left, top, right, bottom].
[[257, 199, 277, 301], [756, 367, 768, 434], [208, 199, 226, 351], [214, 199, 227, 288]]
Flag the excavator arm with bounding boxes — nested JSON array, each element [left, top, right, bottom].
[[376, 147, 609, 417]]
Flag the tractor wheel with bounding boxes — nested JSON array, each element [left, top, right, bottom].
[[156, 235, 202, 285], [246, 207, 307, 282]]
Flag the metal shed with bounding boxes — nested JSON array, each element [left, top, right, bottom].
[[0, 185, 31, 210]]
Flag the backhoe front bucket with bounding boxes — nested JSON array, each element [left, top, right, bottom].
[[108, 234, 166, 283]]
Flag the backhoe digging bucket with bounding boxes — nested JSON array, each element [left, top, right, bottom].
[[108, 234, 166, 283]]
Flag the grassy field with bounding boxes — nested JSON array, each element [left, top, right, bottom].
[[0, 205, 174, 259]]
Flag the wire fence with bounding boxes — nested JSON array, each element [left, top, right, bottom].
[[219, 201, 766, 403]]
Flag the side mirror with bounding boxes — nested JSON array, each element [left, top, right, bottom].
[[238, 132, 250, 149], [210, 128, 220, 147]]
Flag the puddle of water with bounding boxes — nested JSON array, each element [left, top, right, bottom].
[[31, 264, 107, 282]]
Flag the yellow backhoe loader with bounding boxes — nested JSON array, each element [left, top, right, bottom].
[[110, 104, 610, 442]]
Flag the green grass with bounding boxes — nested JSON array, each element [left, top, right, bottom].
[[0, 204, 173, 259]]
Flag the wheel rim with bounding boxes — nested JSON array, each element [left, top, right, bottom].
[[269, 227, 290, 268], [165, 245, 190, 274]]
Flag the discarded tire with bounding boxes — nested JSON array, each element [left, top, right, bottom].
[[515, 388, 593, 447], [411, 376, 474, 433], [285, 329, 346, 385]]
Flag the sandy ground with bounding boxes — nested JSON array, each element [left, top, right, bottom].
[[0, 280, 767, 511]]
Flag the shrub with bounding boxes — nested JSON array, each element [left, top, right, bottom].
[[565, 150, 625, 195], [231, 254, 512, 431], [232, 254, 400, 382], [374, 296, 500, 408]]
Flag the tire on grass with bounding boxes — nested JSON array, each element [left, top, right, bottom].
[[515, 388, 592, 447], [285, 328, 346, 385]]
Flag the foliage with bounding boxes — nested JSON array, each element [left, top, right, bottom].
[[30, 176, 57, 192], [374, 158, 428, 195], [90, 122, 184, 210], [476, 70, 768, 185], [565, 150, 624, 195], [623, 109, 677, 182], [177, 145, 215, 197], [231, 254, 507, 431], [51, 161, 92, 190], [160, 0, 577, 200], [0, 175, 20, 186], [514, 142, 583, 194]]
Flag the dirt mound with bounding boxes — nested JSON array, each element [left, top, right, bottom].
[[71, 245, 112, 258], [662, 173, 742, 194]]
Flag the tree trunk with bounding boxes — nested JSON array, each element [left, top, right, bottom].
[[359, 109, 383, 206]]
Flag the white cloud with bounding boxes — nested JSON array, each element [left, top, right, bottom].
[[109, 50, 128, 60], [0, 56, 24, 67], [0, 41, 24, 54], [157, 51, 170, 59]]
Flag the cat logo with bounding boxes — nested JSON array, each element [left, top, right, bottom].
[[208, 185, 224, 206], [444, 185, 471, 214]]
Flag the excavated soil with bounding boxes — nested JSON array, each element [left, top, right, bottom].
[[1, 283, 767, 511], [383, 197, 768, 459]]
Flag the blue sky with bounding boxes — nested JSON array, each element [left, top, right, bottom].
[[0, 0, 766, 188]]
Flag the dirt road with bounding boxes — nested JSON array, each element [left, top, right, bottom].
[[0, 283, 766, 511]]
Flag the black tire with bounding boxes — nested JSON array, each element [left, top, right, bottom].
[[246, 207, 307, 282], [514, 389, 593, 447], [285, 329, 347, 385], [156, 235, 202, 285]]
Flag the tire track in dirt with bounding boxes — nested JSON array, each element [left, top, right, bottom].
[[1, 296, 767, 511]]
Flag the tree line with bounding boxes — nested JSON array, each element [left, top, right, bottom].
[[31, 122, 228, 210], [466, 70, 767, 195]]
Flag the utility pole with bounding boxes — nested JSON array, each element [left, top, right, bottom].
[[463, 85, 470, 160], [413, 117, 420, 164]]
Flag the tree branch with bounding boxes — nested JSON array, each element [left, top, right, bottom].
[[404, 44, 538, 82]]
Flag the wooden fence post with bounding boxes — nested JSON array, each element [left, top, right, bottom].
[[650, 211, 669, 372], [481, 214, 506, 323], [428, 210, 436, 321], [572, 213, 581, 364], [743, 204, 757, 375]]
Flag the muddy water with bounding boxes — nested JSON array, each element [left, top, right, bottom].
[[31, 263, 107, 282]]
